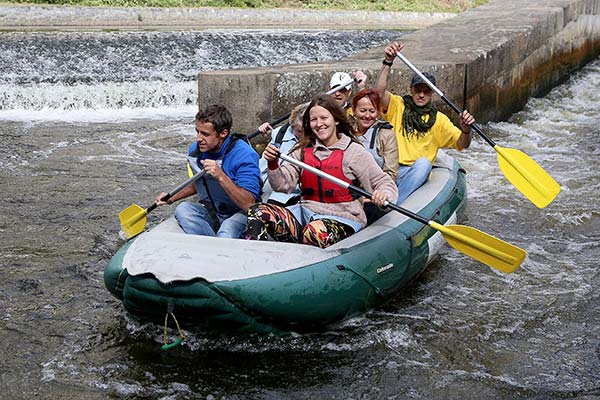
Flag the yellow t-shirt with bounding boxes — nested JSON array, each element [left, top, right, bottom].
[[383, 94, 463, 165]]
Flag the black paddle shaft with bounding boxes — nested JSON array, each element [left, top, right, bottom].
[[440, 95, 496, 148], [347, 185, 430, 226], [146, 169, 206, 213], [246, 113, 291, 140]]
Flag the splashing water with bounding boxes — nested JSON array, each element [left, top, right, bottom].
[[0, 30, 400, 122], [0, 27, 597, 399]]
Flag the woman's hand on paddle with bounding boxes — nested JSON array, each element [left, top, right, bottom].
[[383, 42, 405, 63], [370, 189, 389, 207], [258, 122, 273, 138], [263, 144, 281, 162]]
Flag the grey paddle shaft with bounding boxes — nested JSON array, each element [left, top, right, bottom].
[[394, 52, 444, 97], [147, 168, 206, 213], [327, 78, 355, 95], [167, 168, 206, 198], [278, 153, 351, 189], [146, 168, 204, 213]]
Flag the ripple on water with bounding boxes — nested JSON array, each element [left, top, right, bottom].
[[2, 36, 598, 400]]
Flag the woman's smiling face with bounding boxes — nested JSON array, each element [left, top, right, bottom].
[[353, 96, 379, 133], [309, 105, 338, 147]]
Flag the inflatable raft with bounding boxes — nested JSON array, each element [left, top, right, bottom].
[[104, 151, 466, 334]]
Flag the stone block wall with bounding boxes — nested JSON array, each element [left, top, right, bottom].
[[197, 0, 600, 134]]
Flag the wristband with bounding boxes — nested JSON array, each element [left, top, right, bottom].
[[382, 60, 394, 67]]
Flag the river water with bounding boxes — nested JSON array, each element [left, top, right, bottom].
[[0, 30, 598, 399]]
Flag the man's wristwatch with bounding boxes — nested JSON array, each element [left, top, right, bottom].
[[382, 60, 394, 66]]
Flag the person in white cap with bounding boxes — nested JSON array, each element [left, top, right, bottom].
[[329, 71, 367, 111], [375, 41, 475, 205]]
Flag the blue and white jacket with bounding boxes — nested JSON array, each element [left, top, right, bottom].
[[188, 135, 261, 221], [258, 124, 301, 205]]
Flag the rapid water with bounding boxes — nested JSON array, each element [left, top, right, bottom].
[[0, 29, 598, 400], [0, 30, 398, 122]]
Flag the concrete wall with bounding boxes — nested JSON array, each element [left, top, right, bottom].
[[197, 0, 600, 134], [0, 5, 452, 31]]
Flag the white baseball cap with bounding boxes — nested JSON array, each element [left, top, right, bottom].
[[329, 72, 352, 90]]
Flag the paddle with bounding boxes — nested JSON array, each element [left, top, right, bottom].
[[278, 153, 526, 273], [394, 52, 560, 209], [246, 77, 356, 141], [118, 168, 206, 239]]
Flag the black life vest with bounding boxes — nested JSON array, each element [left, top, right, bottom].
[[274, 122, 290, 146], [188, 136, 241, 216]]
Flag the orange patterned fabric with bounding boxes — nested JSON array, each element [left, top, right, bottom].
[[245, 203, 302, 243], [246, 203, 354, 248], [301, 218, 354, 248]]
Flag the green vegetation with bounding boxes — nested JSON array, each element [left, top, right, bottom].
[[3, 0, 488, 13]]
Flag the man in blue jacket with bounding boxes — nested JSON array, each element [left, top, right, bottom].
[[156, 104, 261, 238]]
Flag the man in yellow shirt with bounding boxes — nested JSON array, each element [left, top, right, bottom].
[[375, 41, 475, 205]]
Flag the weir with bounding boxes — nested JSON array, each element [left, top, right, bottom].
[[196, 0, 600, 134]]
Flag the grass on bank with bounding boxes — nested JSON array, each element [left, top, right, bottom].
[[3, 0, 488, 13]]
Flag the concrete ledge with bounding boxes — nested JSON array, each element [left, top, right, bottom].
[[0, 5, 453, 31], [197, 0, 600, 134]]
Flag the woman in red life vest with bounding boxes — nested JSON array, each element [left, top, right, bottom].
[[245, 93, 398, 248]]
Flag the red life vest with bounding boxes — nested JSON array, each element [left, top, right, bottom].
[[300, 147, 354, 203]]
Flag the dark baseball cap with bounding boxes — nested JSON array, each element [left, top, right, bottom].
[[411, 72, 436, 87]]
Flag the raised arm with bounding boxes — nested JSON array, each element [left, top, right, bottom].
[[375, 42, 405, 113]]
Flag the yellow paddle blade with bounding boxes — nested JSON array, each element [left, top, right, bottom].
[[430, 221, 526, 273], [118, 204, 148, 239], [495, 145, 560, 209]]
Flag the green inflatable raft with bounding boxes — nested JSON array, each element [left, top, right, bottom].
[[104, 151, 466, 334]]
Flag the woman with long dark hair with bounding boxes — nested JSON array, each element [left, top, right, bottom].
[[245, 94, 397, 248]]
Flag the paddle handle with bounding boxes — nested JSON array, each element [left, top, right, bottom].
[[394, 52, 496, 148], [246, 78, 356, 140], [146, 168, 206, 213]]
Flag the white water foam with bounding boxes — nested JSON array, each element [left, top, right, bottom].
[[0, 30, 400, 123], [0, 81, 197, 122]]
